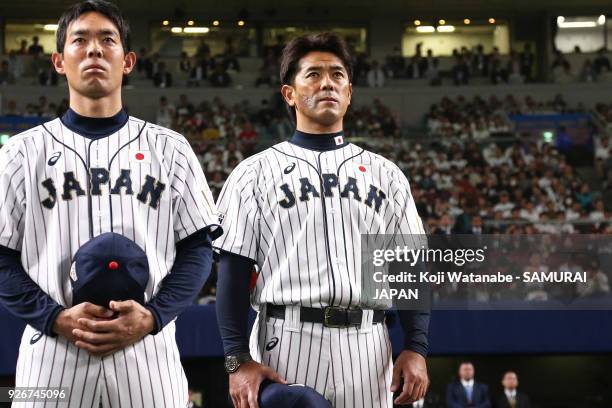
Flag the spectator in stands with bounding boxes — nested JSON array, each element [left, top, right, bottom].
[[579, 59, 595, 82], [452, 56, 470, 85], [405, 55, 423, 79], [507, 51, 524, 84], [136, 47, 153, 79], [467, 215, 486, 234], [0, 60, 16, 85], [28, 36, 44, 56], [17, 39, 28, 55], [237, 119, 258, 146], [209, 63, 232, 87], [37, 95, 49, 117], [426, 58, 441, 86], [38, 60, 59, 86], [152, 61, 172, 87], [520, 43, 535, 82], [7, 51, 24, 80], [593, 48, 611, 76], [576, 261, 610, 297], [367, 60, 385, 87], [156, 96, 176, 129], [471, 44, 489, 77], [56, 98, 69, 117], [551, 51, 573, 82], [3, 100, 20, 116], [493, 191, 515, 218], [179, 51, 192, 74], [495, 371, 530, 408], [433, 213, 453, 235], [195, 39, 211, 59], [188, 56, 210, 87], [222, 38, 241, 73], [385, 46, 405, 78], [447, 361, 491, 408], [255, 49, 279, 87], [551, 50, 568, 71], [353, 52, 369, 85], [176, 94, 194, 122]]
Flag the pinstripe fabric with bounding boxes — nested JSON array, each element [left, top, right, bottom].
[[215, 140, 424, 407], [1, 118, 215, 407]]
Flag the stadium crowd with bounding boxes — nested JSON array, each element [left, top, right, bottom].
[[2, 93, 610, 304]]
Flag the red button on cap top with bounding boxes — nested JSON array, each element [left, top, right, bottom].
[[108, 261, 119, 270]]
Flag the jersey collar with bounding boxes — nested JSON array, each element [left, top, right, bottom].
[[289, 130, 348, 151], [61, 108, 129, 139]]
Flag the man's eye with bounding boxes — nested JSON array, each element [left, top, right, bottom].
[[73, 38, 84, 44], [104, 37, 115, 43], [307, 72, 319, 78], [334, 72, 344, 78]]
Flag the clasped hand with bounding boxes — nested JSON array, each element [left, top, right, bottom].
[[53, 300, 155, 357]]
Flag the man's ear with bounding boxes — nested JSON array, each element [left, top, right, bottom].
[[347, 82, 353, 106], [123, 51, 137, 75], [280, 84, 296, 108], [51, 52, 65, 75]]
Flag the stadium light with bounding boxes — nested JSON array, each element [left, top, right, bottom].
[[558, 21, 597, 28], [598, 15, 606, 25], [414, 20, 421, 26], [187, 20, 194, 26], [437, 25, 455, 32], [464, 18, 471, 24], [184, 27, 209, 34], [438, 19, 446, 25], [237, 20, 245, 26], [488, 18, 496, 24], [162, 20, 169, 26], [44, 24, 58, 31], [416, 26, 435, 33], [171, 27, 183, 33], [213, 20, 220, 26]]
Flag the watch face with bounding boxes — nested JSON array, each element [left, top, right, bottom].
[[225, 357, 239, 373]]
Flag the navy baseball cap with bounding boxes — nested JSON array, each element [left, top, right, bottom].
[[259, 381, 331, 408], [70, 232, 149, 307]]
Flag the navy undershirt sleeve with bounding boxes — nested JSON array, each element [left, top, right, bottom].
[[394, 260, 431, 357], [397, 309, 430, 357], [215, 250, 254, 356], [145, 228, 214, 335], [0, 245, 64, 336]]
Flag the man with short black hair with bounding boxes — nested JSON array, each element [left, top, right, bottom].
[[0, 1, 219, 406], [215, 32, 429, 408]]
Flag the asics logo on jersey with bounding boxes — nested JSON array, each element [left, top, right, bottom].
[[265, 337, 279, 351], [39, 168, 166, 210], [284, 163, 296, 174], [30, 332, 43, 345], [278, 175, 386, 213], [47, 152, 62, 166]]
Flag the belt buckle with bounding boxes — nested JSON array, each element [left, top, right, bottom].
[[324, 306, 346, 328]]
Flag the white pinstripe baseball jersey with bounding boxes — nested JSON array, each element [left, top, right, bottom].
[[215, 135, 426, 408], [215, 137, 425, 310], [0, 115, 218, 407]]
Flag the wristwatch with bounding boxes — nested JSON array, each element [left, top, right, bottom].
[[224, 352, 253, 373]]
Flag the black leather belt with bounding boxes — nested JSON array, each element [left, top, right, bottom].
[[266, 304, 385, 328]]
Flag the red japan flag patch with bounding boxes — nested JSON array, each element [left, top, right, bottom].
[[130, 150, 151, 163], [355, 164, 367, 173]]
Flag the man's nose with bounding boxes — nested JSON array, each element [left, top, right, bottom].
[[87, 41, 103, 58]]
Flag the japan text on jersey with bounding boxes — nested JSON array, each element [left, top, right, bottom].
[[215, 139, 425, 310]]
